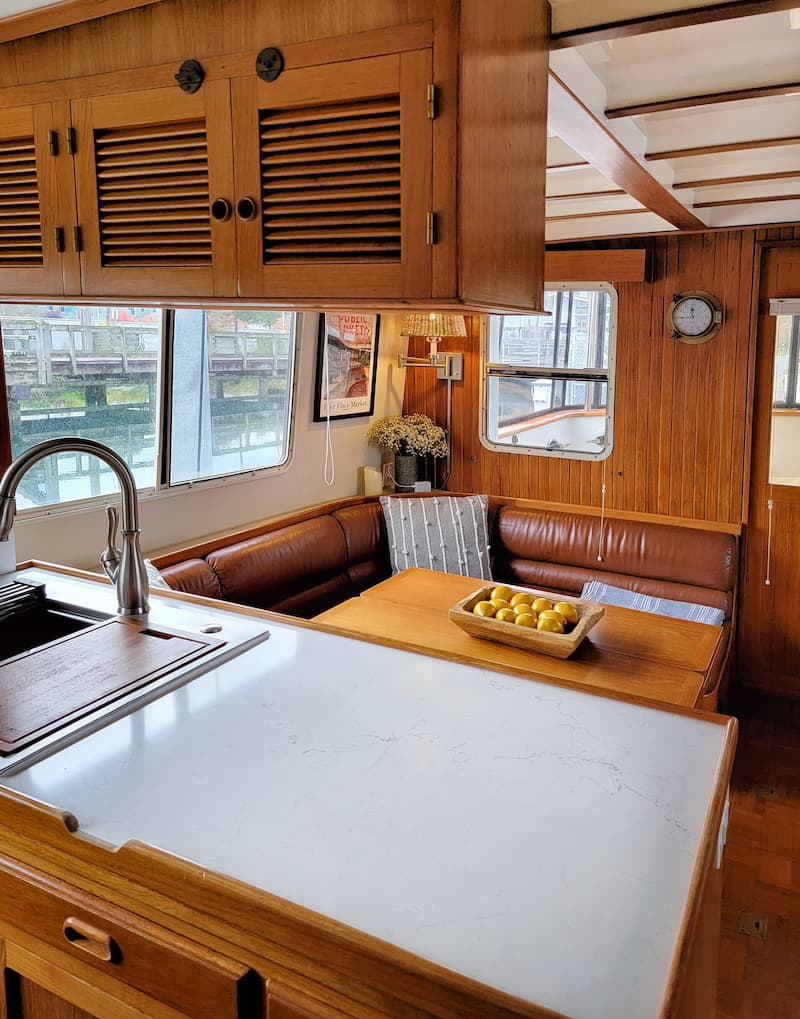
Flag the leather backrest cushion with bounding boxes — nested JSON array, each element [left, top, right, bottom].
[[493, 507, 738, 596], [159, 558, 223, 600], [331, 502, 389, 567], [206, 516, 348, 608], [498, 559, 731, 615]]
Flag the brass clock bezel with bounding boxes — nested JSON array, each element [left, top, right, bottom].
[[666, 290, 723, 344]]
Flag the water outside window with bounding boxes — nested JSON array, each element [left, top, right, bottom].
[[168, 309, 296, 485], [0, 305, 161, 509]]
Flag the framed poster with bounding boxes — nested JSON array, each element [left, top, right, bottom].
[[313, 313, 380, 421]]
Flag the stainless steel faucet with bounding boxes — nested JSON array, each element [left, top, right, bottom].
[[0, 437, 150, 615]]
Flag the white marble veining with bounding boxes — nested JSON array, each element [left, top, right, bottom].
[[1, 573, 729, 1019]]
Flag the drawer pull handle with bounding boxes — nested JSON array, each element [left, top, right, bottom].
[[236, 196, 258, 221], [63, 917, 117, 962]]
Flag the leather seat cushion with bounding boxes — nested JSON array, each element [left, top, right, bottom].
[[159, 558, 223, 600], [207, 516, 348, 610]]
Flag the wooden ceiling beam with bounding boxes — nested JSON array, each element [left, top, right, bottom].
[[693, 193, 800, 208], [646, 135, 800, 160], [673, 170, 800, 189], [546, 160, 590, 173], [550, 0, 799, 50], [548, 72, 705, 229], [546, 189, 626, 200], [546, 208, 652, 222], [0, 0, 165, 44], [606, 81, 800, 119]]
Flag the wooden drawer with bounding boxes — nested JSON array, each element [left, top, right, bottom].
[[0, 858, 254, 1019]]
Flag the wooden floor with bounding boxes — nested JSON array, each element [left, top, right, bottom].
[[718, 691, 800, 1018]]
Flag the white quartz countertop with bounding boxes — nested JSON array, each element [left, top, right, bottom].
[[1, 570, 730, 1019]]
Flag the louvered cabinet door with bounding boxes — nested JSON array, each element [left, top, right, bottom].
[[232, 51, 433, 301], [72, 82, 237, 298], [0, 105, 73, 296]]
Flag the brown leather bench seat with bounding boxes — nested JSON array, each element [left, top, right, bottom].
[[153, 494, 738, 708]]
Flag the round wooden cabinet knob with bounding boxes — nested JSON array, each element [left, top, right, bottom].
[[210, 198, 233, 222]]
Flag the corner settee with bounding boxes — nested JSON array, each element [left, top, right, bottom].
[[153, 494, 738, 708]]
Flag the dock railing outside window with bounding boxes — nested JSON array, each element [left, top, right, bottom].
[[0, 304, 297, 510], [480, 283, 617, 460]]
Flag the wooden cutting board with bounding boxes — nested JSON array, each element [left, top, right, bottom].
[[0, 618, 223, 755]]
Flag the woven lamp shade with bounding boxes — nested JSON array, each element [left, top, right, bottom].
[[400, 313, 468, 338]]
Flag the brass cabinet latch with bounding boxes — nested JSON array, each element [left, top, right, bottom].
[[66, 127, 76, 155], [54, 227, 65, 253], [72, 226, 83, 253], [426, 211, 437, 246], [48, 130, 59, 157]]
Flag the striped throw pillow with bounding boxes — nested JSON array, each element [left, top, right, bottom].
[[379, 495, 491, 579]]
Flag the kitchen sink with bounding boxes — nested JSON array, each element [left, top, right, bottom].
[[0, 581, 111, 663]]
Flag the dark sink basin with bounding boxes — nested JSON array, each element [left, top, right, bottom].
[[0, 601, 112, 662], [0, 580, 111, 663]]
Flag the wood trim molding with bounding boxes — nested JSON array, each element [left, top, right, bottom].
[[606, 81, 800, 120], [693, 193, 800, 208], [548, 72, 705, 230], [546, 160, 590, 173], [646, 136, 800, 161], [546, 207, 652, 222], [0, 0, 166, 43], [544, 248, 649, 282], [550, 0, 799, 49], [674, 170, 800, 190], [546, 189, 626, 201]]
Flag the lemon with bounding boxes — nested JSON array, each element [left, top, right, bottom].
[[537, 615, 564, 633], [490, 585, 514, 603], [490, 598, 512, 612], [514, 612, 538, 628], [554, 601, 579, 624], [510, 592, 533, 608], [532, 597, 554, 614], [538, 609, 565, 623], [473, 600, 497, 617], [512, 603, 533, 617], [496, 607, 517, 623]]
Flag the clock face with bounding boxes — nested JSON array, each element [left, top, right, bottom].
[[672, 297, 715, 337]]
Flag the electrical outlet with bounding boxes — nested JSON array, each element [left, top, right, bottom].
[[382, 462, 393, 487]]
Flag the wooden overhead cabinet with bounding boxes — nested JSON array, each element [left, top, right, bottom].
[[0, 0, 549, 311]]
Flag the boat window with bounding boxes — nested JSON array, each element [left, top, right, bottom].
[[770, 313, 800, 486], [480, 284, 617, 460], [167, 309, 296, 485], [0, 304, 298, 510]]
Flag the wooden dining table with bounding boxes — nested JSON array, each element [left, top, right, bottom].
[[313, 567, 726, 709]]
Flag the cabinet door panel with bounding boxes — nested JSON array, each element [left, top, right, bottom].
[[72, 82, 236, 298], [0, 105, 70, 296], [233, 51, 432, 300]]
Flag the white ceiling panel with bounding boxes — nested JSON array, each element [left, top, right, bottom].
[[547, 166, 622, 197], [546, 136, 587, 166], [549, 0, 718, 35], [546, 210, 674, 242]]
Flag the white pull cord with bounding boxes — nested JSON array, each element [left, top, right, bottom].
[[597, 461, 607, 563], [322, 333, 335, 486], [765, 496, 774, 586]]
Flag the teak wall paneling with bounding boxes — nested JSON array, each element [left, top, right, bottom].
[[738, 245, 800, 697], [405, 230, 758, 525]]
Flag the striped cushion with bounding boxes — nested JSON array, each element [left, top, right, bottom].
[[580, 580, 725, 625], [379, 495, 491, 579]]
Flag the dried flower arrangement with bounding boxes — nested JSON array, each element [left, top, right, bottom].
[[367, 414, 448, 458]]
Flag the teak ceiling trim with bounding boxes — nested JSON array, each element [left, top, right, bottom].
[[550, 0, 800, 49], [646, 135, 800, 160], [0, 0, 165, 44], [606, 81, 800, 119], [546, 189, 626, 200], [546, 207, 652, 222], [673, 170, 800, 189], [544, 248, 648, 283], [548, 72, 705, 230], [693, 193, 800, 208], [546, 160, 591, 172]]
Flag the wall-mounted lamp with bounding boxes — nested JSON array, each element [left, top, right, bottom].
[[398, 313, 467, 381]]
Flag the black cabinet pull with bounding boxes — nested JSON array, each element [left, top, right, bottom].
[[210, 198, 233, 222], [236, 197, 258, 221]]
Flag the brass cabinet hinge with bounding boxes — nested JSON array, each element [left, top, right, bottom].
[[66, 127, 76, 155], [54, 227, 65, 253], [72, 226, 83, 252], [48, 130, 59, 156], [426, 83, 437, 120], [426, 211, 437, 246]]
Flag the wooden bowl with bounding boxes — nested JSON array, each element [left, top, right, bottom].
[[448, 585, 604, 659]]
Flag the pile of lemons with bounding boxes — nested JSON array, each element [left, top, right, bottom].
[[472, 585, 579, 634]]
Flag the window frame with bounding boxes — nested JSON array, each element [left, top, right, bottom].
[[1, 303, 300, 521], [479, 281, 618, 462]]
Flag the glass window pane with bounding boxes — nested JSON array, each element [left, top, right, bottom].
[[0, 304, 161, 509], [769, 314, 800, 486], [489, 377, 609, 454], [169, 310, 296, 485]]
